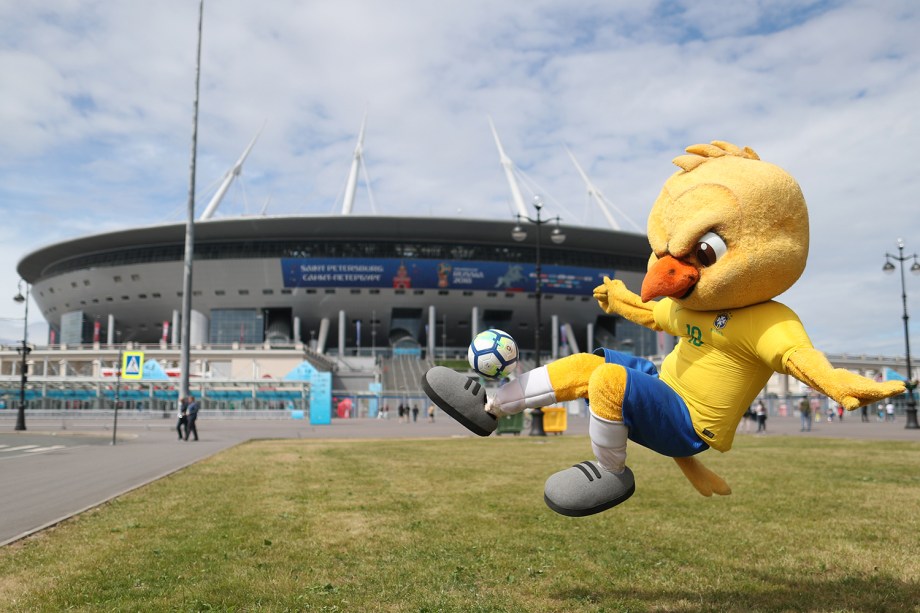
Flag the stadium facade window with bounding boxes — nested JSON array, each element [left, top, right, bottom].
[[281, 289, 292, 295], [210, 309, 264, 345], [60, 310, 93, 344], [138, 294, 147, 299], [152, 292, 161, 298], [238, 289, 249, 295], [113, 276, 122, 282], [215, 290, 226, 296], [131, 274, 140, 281], [263, 289, 274, 295]]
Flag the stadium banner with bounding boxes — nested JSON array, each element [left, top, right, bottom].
[[281, 258, 612, 295]]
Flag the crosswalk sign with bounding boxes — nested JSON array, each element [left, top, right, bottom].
[[122, 351, 145, 380]]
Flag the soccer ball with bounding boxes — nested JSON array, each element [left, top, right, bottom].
[[468, 329, 518, 379]]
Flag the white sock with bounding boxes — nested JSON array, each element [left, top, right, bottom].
[[589, 412, 627, 474], [486, 366, 556, 417]]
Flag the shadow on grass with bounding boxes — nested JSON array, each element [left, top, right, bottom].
[[556, 573, 920, 612]]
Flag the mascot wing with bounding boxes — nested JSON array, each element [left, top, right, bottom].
[[786, 348, 906, 410]]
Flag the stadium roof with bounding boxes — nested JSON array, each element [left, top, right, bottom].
[[18, 215, 651, 283]]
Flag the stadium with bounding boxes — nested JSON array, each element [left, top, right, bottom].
[[16, 214, 655, 358], [6, 215, 660, 418]]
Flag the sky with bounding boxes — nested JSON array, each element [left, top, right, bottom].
[[1, 0, 919, 357]]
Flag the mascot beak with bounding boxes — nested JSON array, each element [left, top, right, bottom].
[[641, 255, 700, 302]]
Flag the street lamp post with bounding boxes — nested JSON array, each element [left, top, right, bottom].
[[112, 348, 123, 445], [883, 238, 920, 429], [512, 196, 566, 436], [12, 280, 30, 431]]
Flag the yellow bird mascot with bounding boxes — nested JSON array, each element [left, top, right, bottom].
[[422, 140, 906, 516]]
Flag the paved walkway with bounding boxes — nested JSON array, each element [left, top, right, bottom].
[[0, 412, 917, 546]]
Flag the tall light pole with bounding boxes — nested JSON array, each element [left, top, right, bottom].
[[12, 280, 30, 431], [883, 238, 920, 429], [512, 196, 566, 436], [179, 0, 204, 410]]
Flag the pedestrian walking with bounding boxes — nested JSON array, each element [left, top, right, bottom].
[[176, 398, 188, 441], [799, 397, 811, 432], [886, 402, 896, 422], [185, 396, 199, 441], [755, 400, 767, 433], [741, 405, 754, 433]]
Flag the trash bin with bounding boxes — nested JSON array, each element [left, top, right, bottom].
[[542, 407, 567, 435], [496, 412, 524, 435]]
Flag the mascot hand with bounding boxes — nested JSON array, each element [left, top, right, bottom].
[[787, 348, 907, 409], [593, 276, 661, 330], [834, 375, 906, 410]]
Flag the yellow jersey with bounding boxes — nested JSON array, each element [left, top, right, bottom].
[[653, 298, 813, 452]]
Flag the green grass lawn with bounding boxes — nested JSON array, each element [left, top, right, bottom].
[[2, 434, 919, 612]]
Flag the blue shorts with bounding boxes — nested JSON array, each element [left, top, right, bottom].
[[591, 348, 708, 458]]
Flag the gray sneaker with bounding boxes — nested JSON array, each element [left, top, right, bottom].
[[421, 366, 497, 437], [544, 461, 635, 517]]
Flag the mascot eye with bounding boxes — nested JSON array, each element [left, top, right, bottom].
[[695, 232, 727, 267]]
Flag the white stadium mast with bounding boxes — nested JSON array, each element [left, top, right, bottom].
[[488, 117, 530, 219], [340, 113, 367, 216], [199, 126, 263, 220], [566, 147, 642, 233]]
